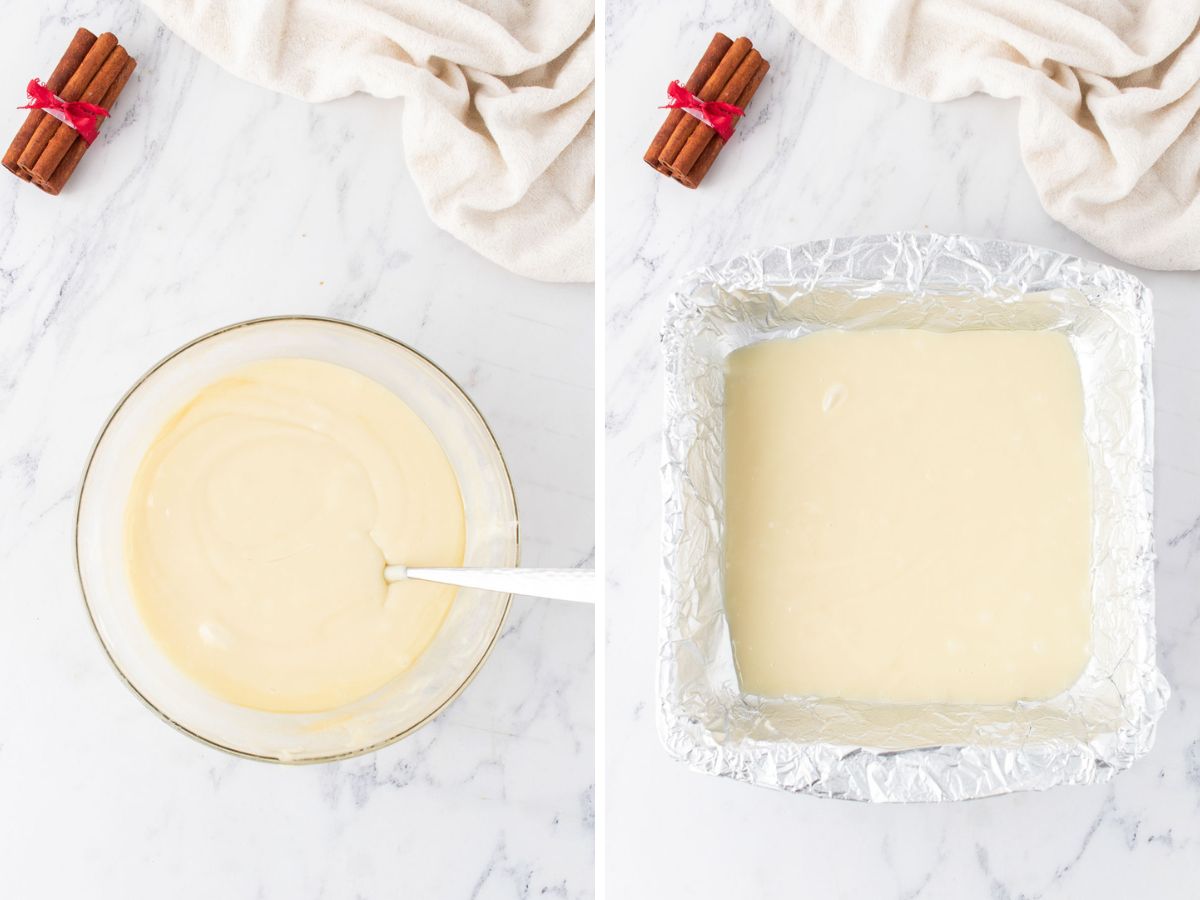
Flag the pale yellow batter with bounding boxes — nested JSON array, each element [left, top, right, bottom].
[[723, 330, 1092, 705], [124, 358, 465, 713]]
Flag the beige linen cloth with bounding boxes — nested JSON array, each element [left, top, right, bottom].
[[770, 0, 1200, 271], [144, 0, 595, 282]]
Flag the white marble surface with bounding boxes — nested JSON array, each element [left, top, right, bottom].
[[0, 5, 594, 898], [606, 3, 1200, 898]]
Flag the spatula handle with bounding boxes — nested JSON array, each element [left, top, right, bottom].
[[388, 566, 596, 604]]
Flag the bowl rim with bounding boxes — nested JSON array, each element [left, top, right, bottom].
[[73, 314, 519, 764]]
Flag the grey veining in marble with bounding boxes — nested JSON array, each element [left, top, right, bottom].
[[606, 1, 1200, 897], [0, 4, 594, 898]]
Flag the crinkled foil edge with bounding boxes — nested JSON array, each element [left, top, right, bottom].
[[657, 233, 1169, 802]]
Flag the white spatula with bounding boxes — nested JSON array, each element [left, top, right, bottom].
[[385, 564, 595, 605]]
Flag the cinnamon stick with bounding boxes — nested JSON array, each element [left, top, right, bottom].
[[16, 32, 118, 173], [644, 33, 770, 189], [658, 37, 752, 169], [644, 33, 733, 173], [2, 28, 97, 180], [675, 58, 770, 189], [35, 55, 137, 196], [27, 44, 129, 184], [668, 51, 765, 183]]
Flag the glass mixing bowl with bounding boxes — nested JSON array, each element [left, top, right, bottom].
[[75, 317, 518, 762]]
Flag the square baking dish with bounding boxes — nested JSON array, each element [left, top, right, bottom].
[[657, 233, 1169, 801]]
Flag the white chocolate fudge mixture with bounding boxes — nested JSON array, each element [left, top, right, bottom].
[[125, 358, 465, 713], [723, 330, 1091, 705]]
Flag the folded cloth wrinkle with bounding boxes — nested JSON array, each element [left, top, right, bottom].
[[144, 0, 594, 282]]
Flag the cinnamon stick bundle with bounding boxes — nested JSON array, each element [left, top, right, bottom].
[[3, 28, 137, 195], [644, 33, 770, 189]]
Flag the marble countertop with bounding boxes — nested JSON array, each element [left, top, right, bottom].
[[606, 3, 1200, 898], [0, 5, 594, 898]]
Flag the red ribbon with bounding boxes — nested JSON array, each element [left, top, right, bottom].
[[660, 80, 744, 141], [19, 79, 109, 145]]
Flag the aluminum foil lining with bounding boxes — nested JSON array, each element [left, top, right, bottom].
[[657, 233, 1169, 802]]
